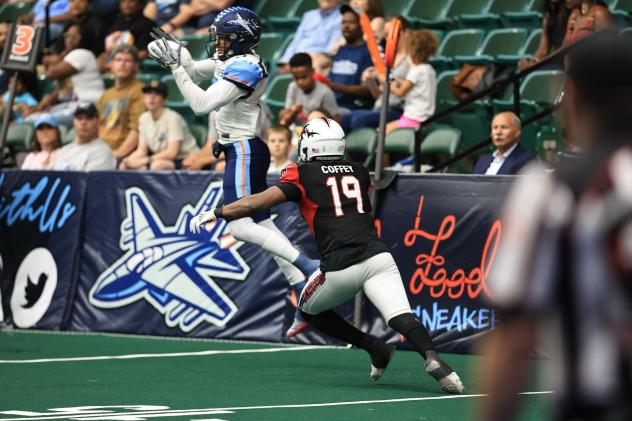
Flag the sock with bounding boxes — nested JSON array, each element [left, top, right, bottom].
[[293, 254, 320, 276], [300, 310, 392, 366], [388, 313, 435, 359]]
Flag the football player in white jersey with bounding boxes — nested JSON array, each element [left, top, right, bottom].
[[148, 6, 317, 337]]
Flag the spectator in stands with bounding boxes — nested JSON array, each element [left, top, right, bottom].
[[53, 0, 108, 58], [21, 114, 63, 170], [280, 53, 340, 126], [182, 111, 225, 171], [266, 125, 292, 174], [96, 44, 146, 160], [20, 0, 72, 41], [343, 16, 410, 132], [350, 0, 385, 43], [100, 0, 156, 71], [144, 0, 186, 26], [119, 80, 198, 170], [562, 0, 617, 47], [0, 74, 38, 124], [51, 102, 117, 171], [277, 0, 342, 70], [27, 24, 104, 126], [473, 112, 535, 175], [384, 29, 438, 134], [161, 0, 240, 35], [324, 5, 373, 114], [518, 0, 570, 70]]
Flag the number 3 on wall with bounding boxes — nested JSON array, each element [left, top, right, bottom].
[[12, 26, 35, 56]]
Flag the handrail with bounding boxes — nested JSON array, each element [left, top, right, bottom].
[[411, 30, 604, 172]]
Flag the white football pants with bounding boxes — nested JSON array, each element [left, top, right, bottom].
[[299, 252, 411, 323]]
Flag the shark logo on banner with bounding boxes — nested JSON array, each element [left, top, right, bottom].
[[89, 182, 250, 332]]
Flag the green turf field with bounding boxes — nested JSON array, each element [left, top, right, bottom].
[[0, 330, 551, 420]]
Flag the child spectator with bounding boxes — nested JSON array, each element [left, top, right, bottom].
[[279, 53, 340, 126], [1, 75, 38, 124], [21, 114, 63, 170], [266, 125, 292, 174], [385, 29, 438, 134], [119, 80, 199, 170]]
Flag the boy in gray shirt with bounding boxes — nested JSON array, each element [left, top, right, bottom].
[[52, 102, 117, 171], [279, 53, 340, 126]]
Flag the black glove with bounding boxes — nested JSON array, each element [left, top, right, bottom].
[[212, 142, 224, 158]]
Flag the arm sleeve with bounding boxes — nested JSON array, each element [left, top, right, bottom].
[[276, 162, 304, 202], [172, 66, 244, 116], [180, 47, 217, 82]]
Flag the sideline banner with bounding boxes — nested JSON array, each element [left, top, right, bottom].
[[0, 171, 86, 329], [1, 170, 513, 351], [366, 174, 513, 353], [68, 171, 332, 343]]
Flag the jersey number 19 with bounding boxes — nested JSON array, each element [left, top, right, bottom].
[[326, 176, 365, 217]]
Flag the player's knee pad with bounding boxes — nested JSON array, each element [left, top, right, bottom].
[[388, 313, 420, 335]]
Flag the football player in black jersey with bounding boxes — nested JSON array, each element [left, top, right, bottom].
[[189, 117, 464, 394]]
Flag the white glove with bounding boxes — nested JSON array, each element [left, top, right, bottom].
[[147, 27, 186, 70], [189, 209, 218, 234]]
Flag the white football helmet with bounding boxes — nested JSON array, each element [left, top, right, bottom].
[[298, 117, 346, 162]]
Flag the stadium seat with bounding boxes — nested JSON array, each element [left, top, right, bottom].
[[612, 0, 632, 26], [136, 73, 163, 84], [384, 128, 415, 155], [181, 35, 208, 60], [382, 0, 412, 19], [345, 127, 377, 168], [419, 127, 462, 169], [459, 0, 532, 29], [189, 124, 209, 148], [502, 0, 542, 30], [263, 74, 292, 123], [258, 33, 285, 69], [404, 0, 453, 29], [621, 27, 632, 40], [454, 28, 529, 66], [449, 103, 492, 151], [430, 0, 492, 29], [256, 0, 297, 32], [5, 123, 34, 152], [435, 70, 458, 112], [0, 2, 35, 22], [429, 29, 485, 72], [495, 28, 542, 65], [160, 75, 185, 104]]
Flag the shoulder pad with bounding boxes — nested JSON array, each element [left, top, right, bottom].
[[222, 56, 265, 91]]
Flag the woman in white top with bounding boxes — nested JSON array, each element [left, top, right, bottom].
[[25, 24, 104, 126], [384, 29, 439, 134], [21, 114, 63, 170]]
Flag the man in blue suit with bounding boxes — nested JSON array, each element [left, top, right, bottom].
[[473, 112, 536, 175]]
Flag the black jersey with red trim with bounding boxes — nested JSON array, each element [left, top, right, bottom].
[[276, 160, 389, 272]]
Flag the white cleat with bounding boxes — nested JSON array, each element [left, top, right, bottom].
[[424, 358, 465, 394], [285, 318, 310, 338]]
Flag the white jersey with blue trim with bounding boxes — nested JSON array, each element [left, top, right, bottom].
[[213, 53, 267, 142]]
